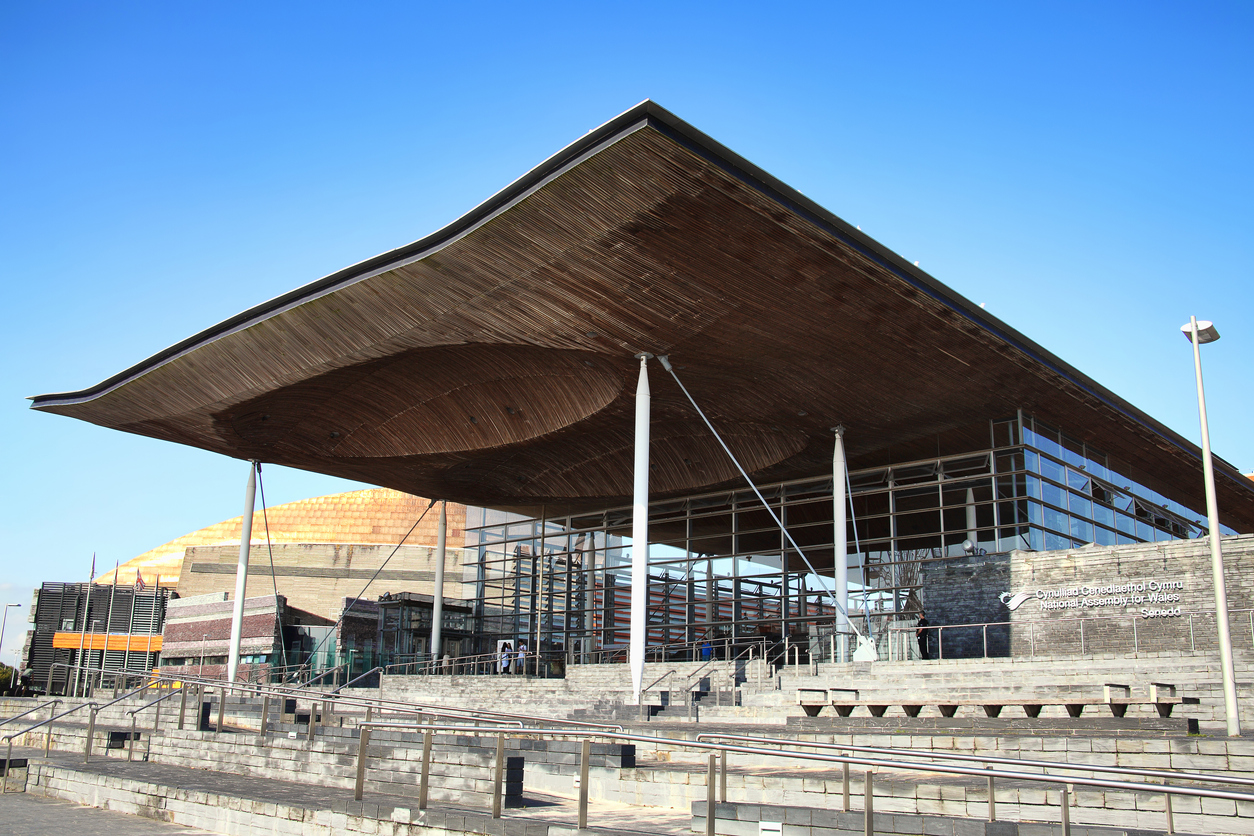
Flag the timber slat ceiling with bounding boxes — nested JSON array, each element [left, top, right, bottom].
[[30, 102, 1254, 529]]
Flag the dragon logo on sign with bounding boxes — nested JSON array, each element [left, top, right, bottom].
[[999, 590, 1033, 611]]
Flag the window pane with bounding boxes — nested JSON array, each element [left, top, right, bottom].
[[1070, 517, 1094, 543], [1044, 531, 1070, 551], [1044, 506, 1068, 534], [1042, 481, 1066, 509], [1039, 456, 1065, 484]]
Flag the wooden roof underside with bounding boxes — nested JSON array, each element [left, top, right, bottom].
[[31, 102, 1254, 530]]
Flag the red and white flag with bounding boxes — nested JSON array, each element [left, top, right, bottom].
[[135, 569, 146, 592]]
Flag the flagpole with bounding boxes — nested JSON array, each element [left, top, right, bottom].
[[124, 570, 138, 676], [74, 553, 95, 698], [104, 561, 119, 681]]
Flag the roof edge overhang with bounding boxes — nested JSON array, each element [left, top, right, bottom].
[[28, 100, 1254, 498]]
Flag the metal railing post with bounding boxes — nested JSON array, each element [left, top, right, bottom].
[[578, 738, 590, 829], [1164, 791, 1174, 834], [842, 760, 850, 811], [491, 733, 505, 819], [987, 764, 995, 821], [1080, 621, 1085, 655], [3, 738, 13, 793], [113, 675, 121, 699], [84, 706, 96, 763], [418, 730, 432, 810], [45, 665, 55, 698], [719, 748, 727, 802], [178, 684, 188, 730], [983, 625, 988, 658], [153, 693, 162, 731], [307, 700, 316, 742], [217, 688, 226, 732], [863, 770, 873, 836], [259, 695, 269, 739], [128, 715, 137, 761], [1060, 786, 1070, 835], [353, 727, 370, 801], [1133, 618, 1139, 653], [706, 753, 716, 836]]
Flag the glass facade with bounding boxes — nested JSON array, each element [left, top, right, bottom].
[[465, 413, 1223, 663]]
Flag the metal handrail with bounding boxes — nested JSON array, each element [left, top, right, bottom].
[[883, 606, 1254, 661], [332, 666, 383, 693], [296, 663, 347, 689], [22, 662, 624, 738], [353, 720, 1254, 834], [134, 670, 626, 734], [1, 698, 99, 784], [695, 731, 1254, 789], [0, 699, 61, 728]]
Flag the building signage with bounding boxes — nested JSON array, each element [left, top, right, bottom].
[[1001, 578, 1184, 618]]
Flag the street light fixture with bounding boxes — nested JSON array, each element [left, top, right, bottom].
[[0, 603, 21, 692], [1181, 316, 1241, 736]]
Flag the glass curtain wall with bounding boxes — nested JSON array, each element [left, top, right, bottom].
[[467, 414, 1214, 664]]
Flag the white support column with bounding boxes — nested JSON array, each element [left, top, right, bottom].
[[431, 500, 447, 666], [966, 488, 978, 546], [832, 427, 849, 654], [227, 461, 257, 682], [630, 354, 651, 704]]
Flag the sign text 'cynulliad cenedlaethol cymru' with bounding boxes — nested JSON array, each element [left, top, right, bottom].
[[1001, 579, 1184, 618]]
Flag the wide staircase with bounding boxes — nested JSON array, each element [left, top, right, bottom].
[[4, 650, 1254, 835]]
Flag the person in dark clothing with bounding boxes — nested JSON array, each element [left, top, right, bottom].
[[915, 611, 931, 660]]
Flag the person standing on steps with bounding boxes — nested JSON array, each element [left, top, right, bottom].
[[515, 643, 527, 676], [499, 642, 512, 674], [915, 610, 932, 660]]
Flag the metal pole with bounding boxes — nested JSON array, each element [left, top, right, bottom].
[[227, 461, 258, 683], [259, 695, 269, 737], [353, 727, 370, 801], [3, 738, 12, 793], [842, 760, 850, 811], [217, 687, 226, 732], [578, 739, 590, 829], [491, 733, 505, 819], [84, 706, 96, 763], [1164, 792, 1174, 834], [1060, 786, 1070, 835], [863, 771, 873, 836], [719, 748, 727, 802], [706, 754, 716, 836], [987, 764, 995, 821], [630, 354, 651, 705], [431, 500, 447, 667], [1187, 316, 1241, 736], [418, 730, 432, 810], [128, 715, 136, 761], [833, 427, 849, 648], [307, 699, 317, 741]]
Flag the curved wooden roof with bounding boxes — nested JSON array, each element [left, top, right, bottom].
[[30, 102, 1254, 529]]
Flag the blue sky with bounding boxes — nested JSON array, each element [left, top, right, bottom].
[[3, 2, 1251, 665]]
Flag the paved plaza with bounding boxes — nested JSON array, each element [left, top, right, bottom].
[[0, 791, 216, 835]]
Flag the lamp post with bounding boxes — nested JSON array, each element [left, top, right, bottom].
[[1182, 316, 1241, 737], [0, 604, 20, 691]]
